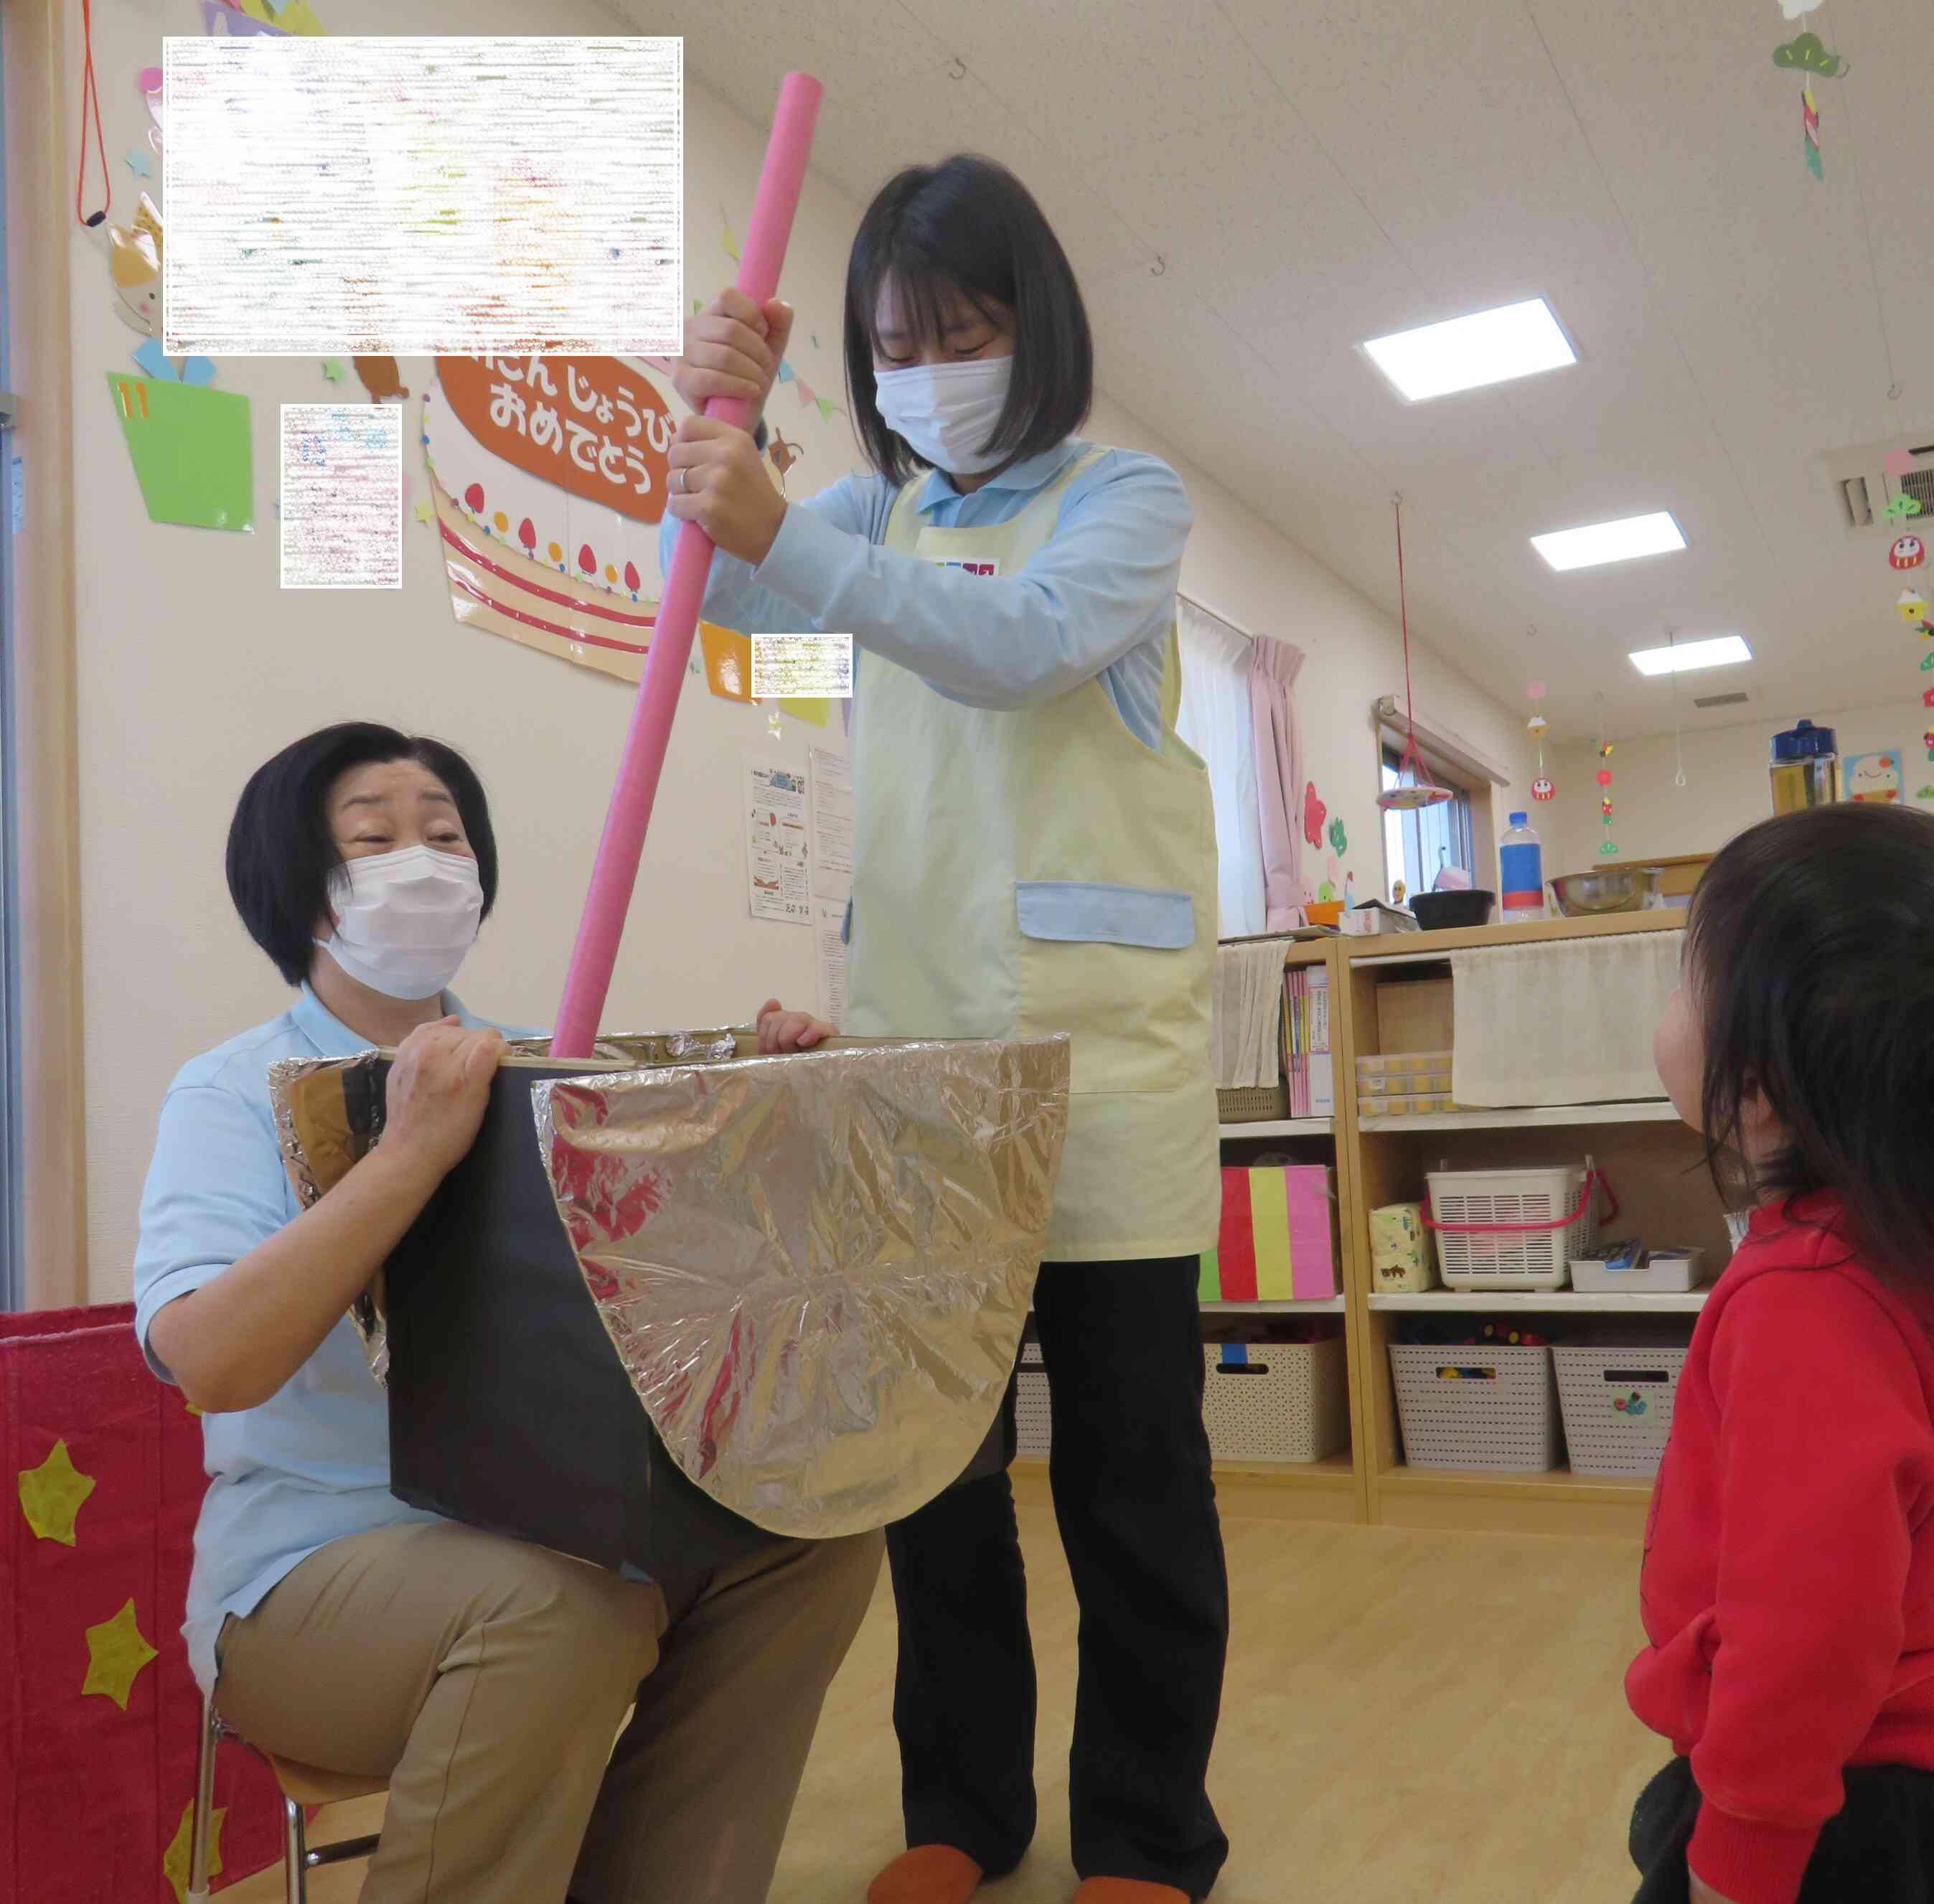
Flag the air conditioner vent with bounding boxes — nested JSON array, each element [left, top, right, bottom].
[[1903, 469, 1934, 517], [1694, 691, 1750, 710]]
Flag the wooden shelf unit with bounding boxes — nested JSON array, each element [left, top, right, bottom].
[[1198, 911, 1710, 1537]]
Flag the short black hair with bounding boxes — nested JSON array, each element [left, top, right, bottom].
[[845, 154, 1093, 487], [1687, 801, 1934, 1278], [225, 723, 498, 987]]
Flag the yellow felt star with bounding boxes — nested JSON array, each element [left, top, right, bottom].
[[162, 1796, 225, 1904], [414, 499, 435, 525], [83, 1598, 159, 1710], [17, 1438, 95, 1545]]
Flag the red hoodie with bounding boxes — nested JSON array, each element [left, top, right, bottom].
[[1627, 1194, 1934, 1904]]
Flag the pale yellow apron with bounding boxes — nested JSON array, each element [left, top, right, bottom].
[[845, 449, 1220, 1262]]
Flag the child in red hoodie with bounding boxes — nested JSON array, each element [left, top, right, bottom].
[[1628, 802, 1934, 1904]]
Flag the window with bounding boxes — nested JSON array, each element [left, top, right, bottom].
[[1175, 596, 1267, 939], [1381, 744, 1475, 902]]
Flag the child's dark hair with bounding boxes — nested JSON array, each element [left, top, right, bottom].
[[226, 722, 498, 986], [844, 154, 1092, 485], [1687, 801, 1934, 1276]]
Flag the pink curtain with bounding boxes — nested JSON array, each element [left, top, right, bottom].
[[1249, 634, 1306, 932]]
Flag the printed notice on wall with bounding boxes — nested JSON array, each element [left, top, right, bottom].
[[280, 403, 403, 588], [808, 746, 853, 903], [816, 901, 850, 1027], [753, 633, 853, 701], [746, 761, 811, 926]]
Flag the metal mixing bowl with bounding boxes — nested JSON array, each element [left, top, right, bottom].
[[1549, 868, 1646, 916]]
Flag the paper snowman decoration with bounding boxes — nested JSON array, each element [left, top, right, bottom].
[[1892, 535, 1927, 573]]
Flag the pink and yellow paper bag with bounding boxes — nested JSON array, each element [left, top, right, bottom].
[[1199, 1166, 1338, 1304]]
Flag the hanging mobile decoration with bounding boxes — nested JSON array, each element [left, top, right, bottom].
[[1526, 672, 1554, 801], [1376, 494, 1453, 813], [1596, 698, 1618, 856], [1801, 83, 1823, 181]]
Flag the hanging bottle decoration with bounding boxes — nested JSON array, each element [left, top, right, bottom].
[[1597, 730, 1618, 857], [1526, 674, 1554, 801], [1376, 494, 1454, 814]]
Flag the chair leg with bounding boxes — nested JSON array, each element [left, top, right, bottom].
[[283, 1796, 309, 1904], [186, 1693, 220, 1904]]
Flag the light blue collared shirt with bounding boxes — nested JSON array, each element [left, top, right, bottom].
[[662, 437, 1191, 746], [133, 985, 513, 1692]]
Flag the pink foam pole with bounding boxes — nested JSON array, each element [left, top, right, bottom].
[[553, 72, 825, 1056]]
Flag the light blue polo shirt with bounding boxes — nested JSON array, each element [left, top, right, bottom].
[[133, 985, 514, 1693]]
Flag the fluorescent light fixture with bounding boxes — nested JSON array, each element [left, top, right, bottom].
[[1361, 297, 1577, 401], [1531, 511, 1686, 571], [1628, 635, 1752, 677]]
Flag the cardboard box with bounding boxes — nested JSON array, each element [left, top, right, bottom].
[[1201, 1166, 1339, 1303]]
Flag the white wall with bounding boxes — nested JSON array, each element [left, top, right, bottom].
[[65, 0, 1533, 1298], [1542, 697, 1927, 873]]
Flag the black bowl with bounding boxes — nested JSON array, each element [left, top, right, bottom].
[[1410, 889, 1496, 932]]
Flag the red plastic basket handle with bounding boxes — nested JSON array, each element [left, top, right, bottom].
[[1421, 1169, 1618, 1234]]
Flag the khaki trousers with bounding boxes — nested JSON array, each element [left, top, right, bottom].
[[213, 1518, 883, 1904]]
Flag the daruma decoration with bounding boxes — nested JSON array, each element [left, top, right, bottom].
[[436, 355, 675, 524]]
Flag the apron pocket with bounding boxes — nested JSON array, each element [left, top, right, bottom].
[[1015, 881, 1196, 950], [1015, 881, 1201, 1093]]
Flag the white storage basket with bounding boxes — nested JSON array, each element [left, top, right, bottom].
[[1015, 1340, 1051, 1455], [1427, 1163, 1600, 1292], [1202, 1337, 1350, 1464], [1554, 1345, 1687, 1477], [1389, 1341, 1562, 1472]]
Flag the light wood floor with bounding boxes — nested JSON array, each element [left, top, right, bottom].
[[227, 1509, 1657, 1903]]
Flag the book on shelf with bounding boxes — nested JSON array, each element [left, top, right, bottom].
[[1281, 963, 1335, 1120]]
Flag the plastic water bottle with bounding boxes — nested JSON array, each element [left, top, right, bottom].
[[1500, 812, 1545, 921]]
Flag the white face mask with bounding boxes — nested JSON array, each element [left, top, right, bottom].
[[873, 355, 1015, 476], [316, 844, 484, 1001]]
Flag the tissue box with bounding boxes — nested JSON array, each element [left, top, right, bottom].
[[1200, 1166, 1338, 1304], [1369, 1201, 1438, 1293]]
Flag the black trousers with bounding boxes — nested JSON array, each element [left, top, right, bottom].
[[884, 1257, 1230, 1898], [1631, 1757, 1934, 1903]]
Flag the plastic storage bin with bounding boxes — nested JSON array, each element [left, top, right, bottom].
[[1389, 1341, 1562, 1471], [1202, 1336, 1350, 1463], [1427, 1163, 1600, 1292], [1570, 1245, 1704, 1294], [1218, 1082, 1291, 1124], [1357, 1050, 1452, 1092], [1554, 1344, 1688, 1476]]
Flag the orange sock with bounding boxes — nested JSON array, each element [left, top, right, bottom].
[[867, 1844, 985, 1904], [1070, 1882, 1189, 1904]]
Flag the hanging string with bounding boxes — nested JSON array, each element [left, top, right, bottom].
[[1671, 632, 1687, 787], [1382, 494, 1445, 804], [74, 0, 111, 228]]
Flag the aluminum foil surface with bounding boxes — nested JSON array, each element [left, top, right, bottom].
[[536, 1036, 1071, 1538]]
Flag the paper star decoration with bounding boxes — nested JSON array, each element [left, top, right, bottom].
[[125, 146, 153, 179], [414, 499, 434, 525], [18, 1438, 96, 1544], [321, 359, 347, 383], [163, 1797, 225, 1904], [83, 1598, 159, 1710]]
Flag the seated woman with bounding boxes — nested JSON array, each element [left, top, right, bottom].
[[135, 721, 878, 1904]]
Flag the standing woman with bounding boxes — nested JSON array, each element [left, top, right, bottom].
[[665, 156, 1227, 1904]]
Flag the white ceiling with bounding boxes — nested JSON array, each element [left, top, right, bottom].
[[616, 0, 1933, 743]]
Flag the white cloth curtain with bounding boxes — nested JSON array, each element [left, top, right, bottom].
[[1175, 596, 1267, 939], [1451, 932, 1684, 1107]]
